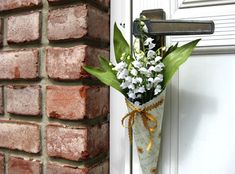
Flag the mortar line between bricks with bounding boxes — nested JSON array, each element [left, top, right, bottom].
[[0, 40, 109, 50], [0, 148, 42, 159], [2, 80, 9, 174], [0, 78, 106, 87], [2, 17, 8, 47], [5, 153, 8, 174], [48, 152, 109, 168], [40, 1, 49, 172]]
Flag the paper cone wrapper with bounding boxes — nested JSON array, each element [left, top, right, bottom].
[[127, 90, 166, 174]]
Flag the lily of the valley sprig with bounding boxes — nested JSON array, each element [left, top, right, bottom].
[[83, 17, 200, 106]]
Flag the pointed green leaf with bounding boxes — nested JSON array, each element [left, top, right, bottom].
[[163, 42, 178, 59], [98, 56, 114, 72], [83, 66, 123, 94], [114, 23, 130, 63], [163, 39, 200, 87]]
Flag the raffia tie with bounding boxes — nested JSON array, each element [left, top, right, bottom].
[[122, 97, 164, 151]]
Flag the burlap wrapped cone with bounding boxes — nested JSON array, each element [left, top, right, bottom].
[[125, 90, 166, 174]]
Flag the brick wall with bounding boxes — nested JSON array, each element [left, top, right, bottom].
[[0, 0, 110, 173]]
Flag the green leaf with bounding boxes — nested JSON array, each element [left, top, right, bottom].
[[163, 39, 200, 87], [83, 66, 123, 94], [163, 43, 178, 59], [98, 56, 114, 71], [114, 23, 130, 63]]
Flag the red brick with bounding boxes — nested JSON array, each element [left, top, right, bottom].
[[0, 120, 40, 153], [0, 86, 3, 114], [0, 0, 42, 12], [46, 123, 109, 161], [8, 157, 41, 174], [7, 12, 40, 43], [46, 161, 109, 174], [46, 45, 109, 80], [0, 153, 4, 174], [46, 86, 109, 120], [47, 5, 109, 42], [48, 0, 109, 8], [0, 49, 39, 80], [6, 85, 41, 116]]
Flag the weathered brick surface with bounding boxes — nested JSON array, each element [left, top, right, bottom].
[[0, 153, 4, 174], [48, 5, 109, 42], [48, 0, 110, 8], [0, 49, 39, 80], [46, 86, 109, 120], [6, 85, 41, 116], [47, 161, 109, 174], [7, 12, 40, 43], [46, 45, 109, 80], [0, 0, 110, 170], [0, 0, 42, 12], [46, 123, 108, 161], [8, 157, 41, 174], [0, 120, 40, 153], [47, 163, 89, 174], [0, 86, 3, 114]]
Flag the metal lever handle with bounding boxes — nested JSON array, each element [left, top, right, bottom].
[[133, 19, 215, 37]]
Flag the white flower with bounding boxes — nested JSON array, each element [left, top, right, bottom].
[[144, 38, 154, 46], [113, 61, 127, 71], [142, 25, 148, 33], [150, 60, 156, 65], [147, 50, 156, 59], [128, 91, 136, 99], [125, 76, 132, 83], [157, 74, 163, 79], [128, 84, 135, 90], [155, 56, 162, 62], [148, 78, 154, 83], [137, 94, 142, 98], [132, 61, 142, 69], [153, 76, 163, 84], [154, 85, 162, 95], [120, 81, 130, 89], [153, 64, 164, 72], [139, 67, 148, 74], [149, 66, 155, 72], [158, 62, 165, 68], [134, 101, 140, 106], [130, 68, 138, 76], [135, 77, 143, 84], [117, 69, 128, 79], [146, 83, 153, 90], [149, 42, 156, 50], [135, 86, 146, 93]]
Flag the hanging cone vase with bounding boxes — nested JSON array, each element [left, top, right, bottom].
[[124, 89, 166, 174]]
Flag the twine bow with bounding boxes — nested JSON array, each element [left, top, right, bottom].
[[122, 97, 164, 151]]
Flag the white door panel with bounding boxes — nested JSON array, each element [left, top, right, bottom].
[[178, 55, 235, 174], [110, 0, 131, 173]]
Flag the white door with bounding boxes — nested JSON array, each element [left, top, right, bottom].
[[111, 0, 235, 174]]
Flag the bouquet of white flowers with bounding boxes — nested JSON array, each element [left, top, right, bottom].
[[84, 16, 199, 174]]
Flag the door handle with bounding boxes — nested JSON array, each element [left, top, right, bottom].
[[133, 9, 215, 37]]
